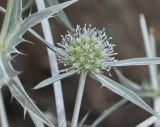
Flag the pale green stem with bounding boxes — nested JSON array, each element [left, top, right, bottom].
[[140, 14, 160, 127], [0, 90, 9, 127], [35, 1, 67, 127], [71, 71, 87, 127]]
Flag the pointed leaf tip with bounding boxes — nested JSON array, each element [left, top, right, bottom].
[[34, 70, 77, 90]]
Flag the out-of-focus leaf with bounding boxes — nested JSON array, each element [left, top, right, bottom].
[[136, 116, 158, 127], [91, 99, 127, 127], [138, 89, 160, 98], [22, 0, 34, 12], [78, 111, 90, 127], [114, 68, 142, 91]]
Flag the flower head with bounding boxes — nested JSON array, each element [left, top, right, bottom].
[[57, 24, 117, 73]]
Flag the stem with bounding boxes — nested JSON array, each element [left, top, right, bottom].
[[71, 71, 87, 127], [140, 14, 160, 127], [0, 90, 9, 127], [35, 1, 67, 127]]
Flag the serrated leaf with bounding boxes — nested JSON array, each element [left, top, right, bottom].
[[94, 74, 159, 117], [34, 70, 77, 89], [106, 58, 160, 67], [5, 0, 77, 53], [7, 76, 54, 127], [45, 0, 72, 30]]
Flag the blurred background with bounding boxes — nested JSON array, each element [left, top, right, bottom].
[[0, 0, 160, 126]]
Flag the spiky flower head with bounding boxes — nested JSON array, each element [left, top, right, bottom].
[[57, 24, 117, 73]]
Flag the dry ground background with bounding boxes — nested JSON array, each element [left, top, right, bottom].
[[0, 0, 160, 127]]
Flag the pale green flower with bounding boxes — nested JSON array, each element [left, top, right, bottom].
[[57, 24, 117, 73], [35, 24, 160, 127]]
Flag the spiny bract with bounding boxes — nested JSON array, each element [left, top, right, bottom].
[[57, 24, 117, 73]]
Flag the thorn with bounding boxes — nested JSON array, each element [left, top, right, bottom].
[[139, 14, 145, 20], [24, 108, 27, 119]]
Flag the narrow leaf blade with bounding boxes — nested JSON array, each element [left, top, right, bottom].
[[95, 74, 158, 117], [8, 77, 55, 127], [34, 70, 77, 89], [106, 58, 160, 67]]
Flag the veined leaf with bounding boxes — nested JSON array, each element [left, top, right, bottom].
[[94, 74, 159, 118]]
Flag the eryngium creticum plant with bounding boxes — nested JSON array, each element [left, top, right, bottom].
[[34, 24, 160, 127], [0, 0, 77, 126]]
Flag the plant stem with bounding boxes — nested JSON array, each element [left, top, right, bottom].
[[0, 90, 9, 127], [35, 1, 67, 127], [71, 71, 87, 127], [140, 14, 160, 127]]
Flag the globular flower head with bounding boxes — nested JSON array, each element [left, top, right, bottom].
[[57, 24, 117, 73]]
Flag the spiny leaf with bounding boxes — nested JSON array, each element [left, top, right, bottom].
[[5, 0, 78, 53], [94, 74, 159, 118], [8, 76, 55, 127], [46, 0, 72, 30]]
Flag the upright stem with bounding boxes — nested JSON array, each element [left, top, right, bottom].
[[71, 71, 87, 127], [140, 14, 160, 127], [35, 1, 67, 127], [0, 90, 9, 127]]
